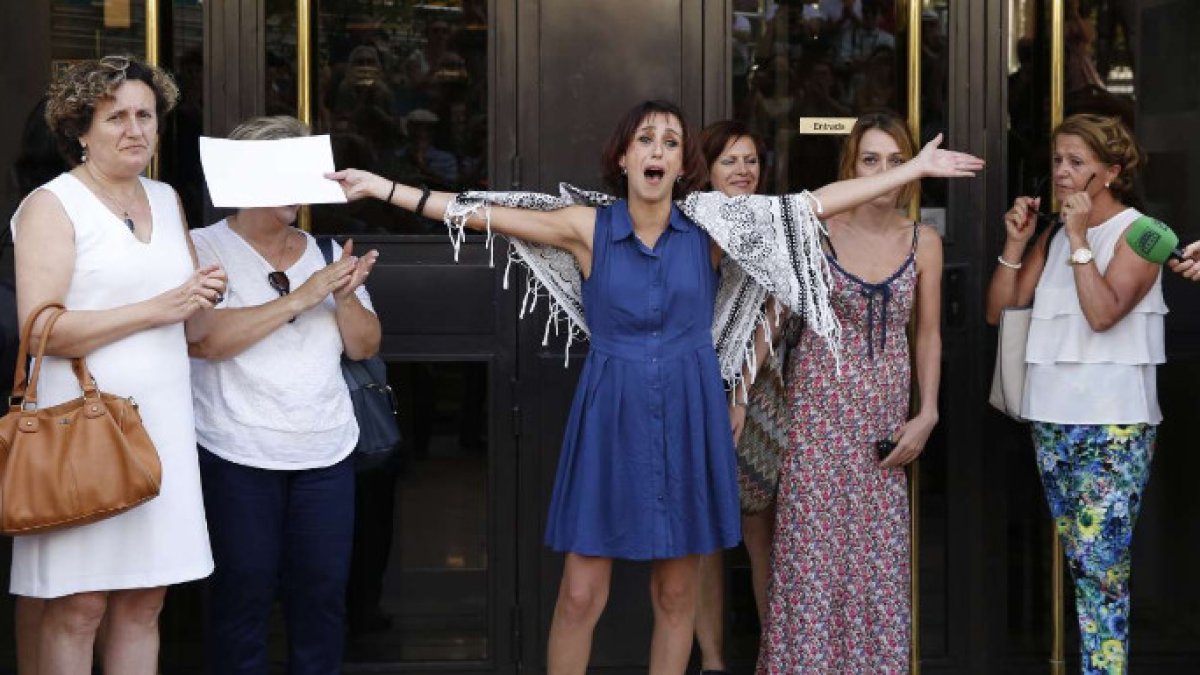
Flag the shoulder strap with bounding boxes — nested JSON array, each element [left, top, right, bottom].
[[910, 223, 920, 252], [316, 236, 335, 265], [823, 230, 838, 260]]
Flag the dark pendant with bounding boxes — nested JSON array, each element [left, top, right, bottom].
[[123, 214, 135, 232]]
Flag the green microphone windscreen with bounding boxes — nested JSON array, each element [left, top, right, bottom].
[[1124, 215, 1179, 265]]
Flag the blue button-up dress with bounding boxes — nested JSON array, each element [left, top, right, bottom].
[[543, 200, 742, 560]]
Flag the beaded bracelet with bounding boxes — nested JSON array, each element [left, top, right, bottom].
[[996, 255, 1023, 270]]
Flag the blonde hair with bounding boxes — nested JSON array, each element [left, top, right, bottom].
[[45, 55, 179, 166], [837, 111, 919, 208], [1052, 113, 1145, 202], [228, 115, 311, 141]]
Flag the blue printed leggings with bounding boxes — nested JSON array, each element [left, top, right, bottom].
[[1031, 423, 1155, 675]]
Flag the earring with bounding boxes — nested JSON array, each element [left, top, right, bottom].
[[1105, 181, 1111, 189], [676, 175, 683, 183], [621, 167, 626, 176], [80, 144, 88, 163]]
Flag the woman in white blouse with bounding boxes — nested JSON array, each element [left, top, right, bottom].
[[985, 113, 1162, 674], [186, 115, 380, 674]]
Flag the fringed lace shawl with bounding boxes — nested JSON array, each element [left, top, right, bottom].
[[442, 184, 840, 393]]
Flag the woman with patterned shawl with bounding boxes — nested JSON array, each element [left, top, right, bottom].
[[328, 100, 982, 675]]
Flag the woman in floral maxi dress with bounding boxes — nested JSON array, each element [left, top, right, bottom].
[[759, 113, 943, 673]]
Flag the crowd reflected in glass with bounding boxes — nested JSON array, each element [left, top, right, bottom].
[[267, 0, 488, 235], [731, 0, 905, 194]]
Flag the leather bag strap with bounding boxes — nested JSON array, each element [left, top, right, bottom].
[[22, 306, 68, 408], [9, 302, 67, 404]]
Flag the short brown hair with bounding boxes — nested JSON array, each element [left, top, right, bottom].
[[600, 100, 708, 200], [837, 111, 919, 208], [698, 120, 768, 193], [1052, 113, 1145, 203], [45, 55, 179, 167]]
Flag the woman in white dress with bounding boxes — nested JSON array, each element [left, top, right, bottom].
[[10, 56, 225, 674]]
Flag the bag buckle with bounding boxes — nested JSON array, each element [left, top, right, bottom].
[[8, 397, 36, 412]]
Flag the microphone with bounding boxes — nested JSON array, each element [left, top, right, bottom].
[[1124, 215, 1185, 264]]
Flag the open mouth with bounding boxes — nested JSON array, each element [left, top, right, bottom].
[[644, 168, 665, 184]]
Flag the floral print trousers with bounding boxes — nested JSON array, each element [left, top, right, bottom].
[[1031, 422, 1155, 675]]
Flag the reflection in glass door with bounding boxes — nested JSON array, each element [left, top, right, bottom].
[[263, 1, 502, 670], [267, 0, 488, 235]]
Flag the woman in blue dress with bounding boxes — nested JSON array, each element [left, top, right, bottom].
[[330, 100, 982, 675]]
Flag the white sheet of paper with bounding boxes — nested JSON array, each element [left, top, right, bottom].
[[199, 135, 348, 208]]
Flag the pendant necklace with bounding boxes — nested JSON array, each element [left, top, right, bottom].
[[83, 166, 138, 232]]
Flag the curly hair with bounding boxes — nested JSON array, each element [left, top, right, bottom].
[[44, 55, 179, 167], [1052, 113, 1145, 202]]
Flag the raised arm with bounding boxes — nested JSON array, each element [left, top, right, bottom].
[[811, 133, 984, 217], [327, 169, 597, 275], [985, 196, 1050, 324], [15, 189, 223, 358], [1061, 193, 1160, 332]]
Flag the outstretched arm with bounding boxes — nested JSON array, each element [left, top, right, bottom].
[[811, 133, 984, 217], [327, 169, 596, 275]]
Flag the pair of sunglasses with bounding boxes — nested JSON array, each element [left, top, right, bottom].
[[267, 271, 296, 323], [98, 55, 130, 76], [1025, 173, 1097, 226]]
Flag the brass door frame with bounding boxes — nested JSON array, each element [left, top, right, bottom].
[[1048, 2, 1067, 673], [903, 1, 921, 672], [146, 0, 160, 179]]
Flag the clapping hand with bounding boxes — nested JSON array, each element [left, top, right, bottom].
[[161, 264, 226, 323], [332, 238, 379, 301]]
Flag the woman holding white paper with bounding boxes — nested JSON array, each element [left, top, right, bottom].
[[187, 115, 380, 674]]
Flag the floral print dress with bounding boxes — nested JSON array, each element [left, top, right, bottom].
[[757, 229, 917, 674]]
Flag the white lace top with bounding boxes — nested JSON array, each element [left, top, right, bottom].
[[190, 220, 373, 469], [1022, 208, 1166, 424]]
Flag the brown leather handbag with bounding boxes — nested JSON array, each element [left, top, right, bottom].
[[0, 302, 162, 535]]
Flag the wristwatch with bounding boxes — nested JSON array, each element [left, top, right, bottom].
[[1069, 247, 1095, 265]]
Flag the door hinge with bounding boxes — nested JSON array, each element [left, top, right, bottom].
[[511, 405, 522, 437], [510, 604, 523, 665], [510, 154, 522, 189]]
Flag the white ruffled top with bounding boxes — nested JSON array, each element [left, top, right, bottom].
[[1022, 207, 1166, 425]]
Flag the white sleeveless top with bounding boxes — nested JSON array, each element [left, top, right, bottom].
[[189, 220, 371, 469], [8, 173, 214, 598], [1023, 207, 1166, 424]]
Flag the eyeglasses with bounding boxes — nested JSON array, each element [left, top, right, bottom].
[[1026, 173, 1097, 227], [267, 272, 297, 323], [98, 55, 131, 76]]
